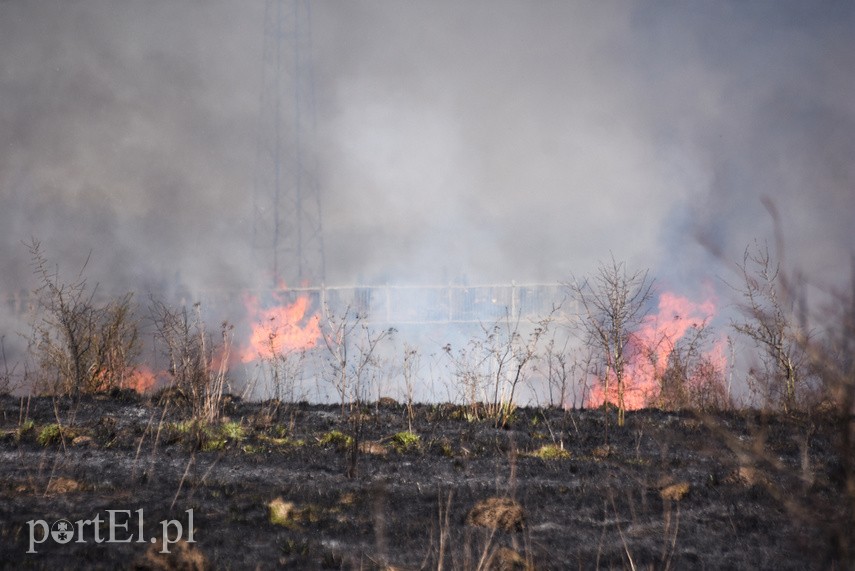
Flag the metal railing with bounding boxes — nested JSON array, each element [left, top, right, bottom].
[[199, 282, 576, 326], [5, 282, 577, 327]]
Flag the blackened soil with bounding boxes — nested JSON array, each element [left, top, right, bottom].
[[0, 392, 851, 570]]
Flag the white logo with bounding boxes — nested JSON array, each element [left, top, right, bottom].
[[50, 520, 74, 544]]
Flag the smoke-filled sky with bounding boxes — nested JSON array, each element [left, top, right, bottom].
[[2, 0, 854, 303]]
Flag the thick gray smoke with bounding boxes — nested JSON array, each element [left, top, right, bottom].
[[2, 1, 854, 375]]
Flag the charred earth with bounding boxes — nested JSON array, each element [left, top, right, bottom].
[[0, 392, 850, 569]]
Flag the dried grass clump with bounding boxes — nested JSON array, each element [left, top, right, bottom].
[[268, 497, 296, 527], [660, 481, 691, 502], [466, 497, 526, 532], [46, 477, 83, 495], [486, 546, 532, 571], [136, 539, 207, 571], [723, 466, 770, 487], [358, 440, 388, 455], [530, 444, 571, 460]]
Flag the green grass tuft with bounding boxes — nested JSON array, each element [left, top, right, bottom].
[[16, 419, 35, 442], [530, 444, 571, 460], [318, 430, 353, 449], [391, 430, 421, 453], [36, 423, 63, 447], [220, 421, 245, 442]]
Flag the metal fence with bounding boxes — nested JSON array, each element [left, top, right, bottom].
[[205, 282, 576, 326], [6, 282, 577, 327]]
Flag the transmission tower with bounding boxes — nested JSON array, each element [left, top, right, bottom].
[[252, 0, 325, 289]]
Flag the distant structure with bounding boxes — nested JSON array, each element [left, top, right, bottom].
[[197, 282, 577, 327], [252, 0, 325, 288]]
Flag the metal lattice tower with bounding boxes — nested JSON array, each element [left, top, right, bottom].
[[252, 0, 325, 288]]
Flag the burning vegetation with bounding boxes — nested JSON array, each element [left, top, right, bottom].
[[8, 239, 849, 420], [586, 290, 728, 413], [2, 238, 853, 568], [239, 290, 321, 363]]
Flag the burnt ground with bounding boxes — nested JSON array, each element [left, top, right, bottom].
[[0, 392, 851, 570]]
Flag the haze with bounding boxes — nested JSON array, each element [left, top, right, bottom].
[[2, 1, 853, 309]]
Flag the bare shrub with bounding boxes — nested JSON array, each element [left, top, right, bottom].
[[793, 263, 855, 565], [442, 337, 485, 419], [566, 256, 654, 426], [705, 201, 855, 566], [685, 354, 730, 412], [318, 305, 393, 415], [150, 299, 233, 423], [259, 342, 309, 406], [26, 239, 140, 397], [444, 308, 555, 427], [729, 240, 812, 411], [401, 342, 420, 432], [536, 337, 592, 410], [0, 335, 19, 395], [652, 321, 730, 412], [318, 304, 394, 477]]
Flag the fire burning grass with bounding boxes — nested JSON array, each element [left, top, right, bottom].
[[587, 290, 728, 411], [122, 288, 324, 396], [123, 366, 159, 394], [239, 289, 321, 363], [125, 287, 731, 416], [9, 240, 851, 566]]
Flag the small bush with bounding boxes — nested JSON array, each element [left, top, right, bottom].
[[166, 420, 195, 436], [27, 239, 141, 398], [391, 431, 421, 453], [431, 437, 454, 457], [37, 423, 64, 447], [165, 419, 243, 451], [16, 419, 35, 442], [259, 434, 305, 448], [165, 420, 201, 448], [203, 421, 246, 451], [201, 434, 227, 452], [149, 299, 233, 423], [318, 430, 353, 450], [530, 444, 571, 460], [220, 421, 245, 442]]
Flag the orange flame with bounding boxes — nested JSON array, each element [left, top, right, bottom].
[[239, 291, 321, 363], [126, 366, 158, 394], [587, 291, 724, 410]]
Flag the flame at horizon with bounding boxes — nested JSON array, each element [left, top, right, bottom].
[[125, 366, 158, 394], [239, 291, 321, 363], [587, 291, 725, 410]]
